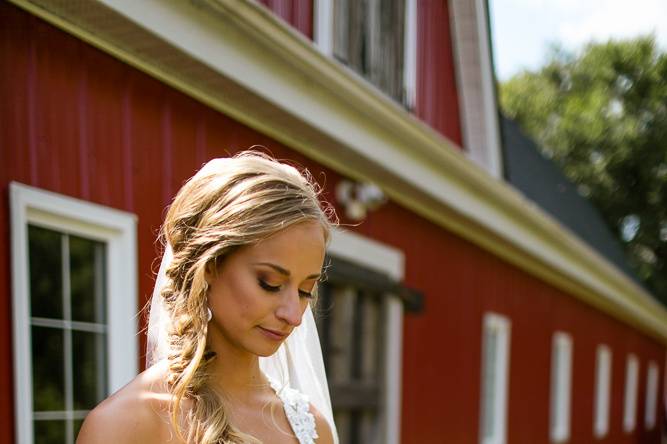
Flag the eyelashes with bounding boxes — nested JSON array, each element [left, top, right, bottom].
[[258, 279, 281, 293], [258, 279, 314, 299]]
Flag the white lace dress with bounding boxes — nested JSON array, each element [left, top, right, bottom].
[[267, 377, 319, 444]]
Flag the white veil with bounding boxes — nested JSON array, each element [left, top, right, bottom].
[[145, 159, 338, 443]]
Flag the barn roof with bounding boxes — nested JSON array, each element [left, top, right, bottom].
[[501, 116, 644, 289]]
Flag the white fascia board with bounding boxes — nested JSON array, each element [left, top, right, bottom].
[[10, 0, 667, 343]]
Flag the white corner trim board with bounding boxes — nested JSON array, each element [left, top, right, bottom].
[[9, 0, 667, 344], [448, 0, 504, 178]]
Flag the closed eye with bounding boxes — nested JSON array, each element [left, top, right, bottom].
[[258, 279, 281, 292], [259, 279, 314, 299], [299, 290, 314, 299]]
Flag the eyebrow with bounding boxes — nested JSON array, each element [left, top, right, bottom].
[[253, 262, 321, 280]]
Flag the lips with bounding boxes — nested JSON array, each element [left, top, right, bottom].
[[258, 326, 289, 341]]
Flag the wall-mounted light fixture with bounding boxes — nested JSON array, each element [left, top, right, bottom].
[[335, 180, 387, 221]]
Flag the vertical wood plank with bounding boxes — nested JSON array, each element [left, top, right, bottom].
[[330, 285, 356, 443], [360, 292, 380, 443]]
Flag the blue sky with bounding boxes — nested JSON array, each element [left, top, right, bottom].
[[489, 0, 667, 80]]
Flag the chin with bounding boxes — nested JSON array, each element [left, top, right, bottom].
[[254, 342, 284, 357]]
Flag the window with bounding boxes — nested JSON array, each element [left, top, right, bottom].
[[623, 354, 639, 433], [480, 313, 511, 444], [318, 229, 406, 444], [644, 361, 659, 429], [10, 183, 137, 443], [315, 0, 417, 107], [549, 332, 572, 443], [593, 345, 612, 438]]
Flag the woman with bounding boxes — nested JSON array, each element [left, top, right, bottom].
[[77, 152, 338, 444]]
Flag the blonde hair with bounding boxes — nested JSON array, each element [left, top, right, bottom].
[[159, 151, 334, 443]]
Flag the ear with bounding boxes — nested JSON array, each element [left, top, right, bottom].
[[204, 259, 218, 284]]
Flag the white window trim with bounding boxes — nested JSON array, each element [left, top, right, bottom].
[[645, 361, 658, 429], [313, 0, 333, 55], [10, 182, 138, 444], [327, 228, 404, 444], [480, 312, 511, 444], [403, 0, 417, 109], [550, 332, 572, 443], [593, 344, 612, 439], [623, 354, 640, 433]]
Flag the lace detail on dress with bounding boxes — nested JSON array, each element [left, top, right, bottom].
[[268, 377, 319, 444]]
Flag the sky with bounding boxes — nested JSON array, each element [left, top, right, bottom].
[[489, 0, 667, 80]]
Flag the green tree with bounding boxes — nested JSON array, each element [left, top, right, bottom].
[[500, 36, 667, 305]]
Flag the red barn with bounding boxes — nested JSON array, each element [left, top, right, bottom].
[[1, 1, 665, 443]]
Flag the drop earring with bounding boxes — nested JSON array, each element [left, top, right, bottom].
[[204, 281, 212, 322]]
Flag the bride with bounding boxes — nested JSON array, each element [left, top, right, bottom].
[[77, 152, 338, 444]]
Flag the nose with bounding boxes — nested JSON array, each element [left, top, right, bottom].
[[275, 289, 303, 327]]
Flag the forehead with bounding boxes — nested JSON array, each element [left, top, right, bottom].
[[240, 221, 326, 271]]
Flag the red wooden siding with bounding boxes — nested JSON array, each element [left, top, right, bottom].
[[415, 0, 463, 146], [353, 202, 665, 443], [1, 3, 664, 444], [259, 0, 314, 39]]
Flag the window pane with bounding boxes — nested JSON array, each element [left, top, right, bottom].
[[624, 355, 639, 431], [645, 362, 658, 429], [73, 419, 85, 441], [333, 0, 406, 102], [32, 326, 65, 411], [29, 225, 63, 319], [34, 420, 66, 444], [70, 235, 106, 323], [482, 329, 498, 438], [72, 330, 107, 410], [594, 345, 611, 437]]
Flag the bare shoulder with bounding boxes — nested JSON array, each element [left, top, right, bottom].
[[309, 403, 334, 444], [77, 363, 175, 444]]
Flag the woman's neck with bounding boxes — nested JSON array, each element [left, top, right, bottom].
[[206, 335, 268, 402]]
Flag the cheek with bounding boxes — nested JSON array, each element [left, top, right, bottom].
[[215, 274, 270, 319]]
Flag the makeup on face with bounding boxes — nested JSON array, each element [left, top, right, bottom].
[[253, 262, 320, 299]]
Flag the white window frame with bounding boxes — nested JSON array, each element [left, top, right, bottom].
[[550, 332, 572, 443], [644, 361, 658, 429], [480, 312, 511, 444], [327, 228, 405, 444], [623, 354, 640, 433], [313, 0, 418, 108], [593, 345, 612, 439], [10, 182, 138, 444], [313, 0, 333, 55], [402, 0, 417, 109]]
